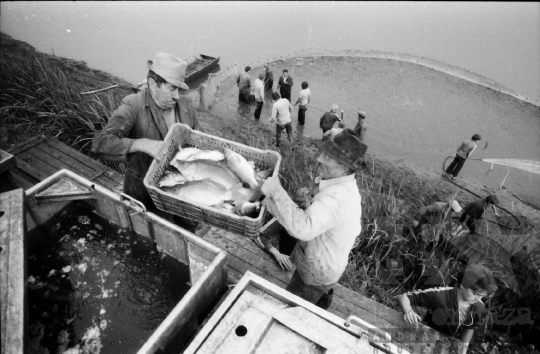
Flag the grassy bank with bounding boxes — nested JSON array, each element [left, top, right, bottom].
[[1, 32, 538, 353]]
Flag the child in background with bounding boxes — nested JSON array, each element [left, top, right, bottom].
[[397, 264, 497, 354]]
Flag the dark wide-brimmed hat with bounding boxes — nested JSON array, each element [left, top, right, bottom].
[[319, 128, 368, 170], [147, 52, 189, 90]]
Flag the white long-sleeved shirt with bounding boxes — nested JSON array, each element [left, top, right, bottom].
[[270, 98, 292, 126], [262, 174, 362, 286], [253, 78, 265, 102]]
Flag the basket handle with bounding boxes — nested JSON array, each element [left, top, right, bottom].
[[120, 192, 147, 213]]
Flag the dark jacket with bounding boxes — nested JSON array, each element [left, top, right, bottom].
[[91, 88, 199, 209], [406, 287, 486, 338], [278, 75, 293, 96], [319, 111, 341, 131], [459, 199, 487, 222]]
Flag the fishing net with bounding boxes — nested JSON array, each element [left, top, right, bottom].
[[480, 159, 540, 174]]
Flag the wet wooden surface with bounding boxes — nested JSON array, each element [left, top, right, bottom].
[[7, 136, 461, 353]]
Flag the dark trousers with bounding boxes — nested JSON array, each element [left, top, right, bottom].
[[280, 91, 291, 103], [459, 215, 479, 235], [298, 107, 307, 125], [254, 100, 263, 119], [276, 123, 292, 146], [265, 79, 273, 91], [286, 270, 335, 310], [446, 155, 466, 177]]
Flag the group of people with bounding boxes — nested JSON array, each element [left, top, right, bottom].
[[238, 64, 368, 146], [91, 52, 499, 354], [414, 194, 500, 238]]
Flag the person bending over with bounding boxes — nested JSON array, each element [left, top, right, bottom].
[[397, 263, 497, 354]]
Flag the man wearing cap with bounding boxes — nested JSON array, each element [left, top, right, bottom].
[[92, 52, 199, 231], [269, 92, 293, 147], [354, 111, 367, 141], [264, 64, 274, 91], [277, 69, 293, 103], [261, 129, 366, 309], [459, 195, 500, 235], [319, 104, 344, 137], [414, 200, 462, 237]]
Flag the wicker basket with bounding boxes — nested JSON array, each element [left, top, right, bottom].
[[144, 123, 281, 237]]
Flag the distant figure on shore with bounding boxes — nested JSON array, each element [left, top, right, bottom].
[[294, 81, 311, 125], [354, 111, 367, 141], [253, 73, 265, 119], [92, 52, 199, 232], [264, 63, 274, 91], [237, 66, 252, 103], [414, 200, 462, 237], [269, 92, 293, 147], [445, 134, 481, 180], [277, 69, 293, 103], [459, 195, 500, 235], [322, 122, 346, 141], [319, 104, 344, 137], [397, 263, 497, 354]]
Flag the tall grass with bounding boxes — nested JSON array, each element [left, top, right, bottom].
[[0, 53, 125, 172], [267, 138, 540, 348]]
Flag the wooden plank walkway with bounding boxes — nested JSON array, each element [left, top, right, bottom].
[[6, 136, 461, 353]]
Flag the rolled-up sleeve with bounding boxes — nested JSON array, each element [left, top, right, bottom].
[[91, 97, 137, 162], [262, 183, 338, 241]]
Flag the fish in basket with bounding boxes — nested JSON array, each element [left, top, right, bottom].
[[144, 123, 281, 237]]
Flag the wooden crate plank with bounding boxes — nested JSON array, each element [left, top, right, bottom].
[[6, 135, 46, 155], [204, 229, 293, 284], [44, 138, 124, 185], [17, 150, 60, 178], [31, 142, 121, 191], [205, 227, 276, 263], [13, 157, 49, 182]]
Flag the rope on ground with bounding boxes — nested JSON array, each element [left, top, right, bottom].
[[442, 156, 523, 230]]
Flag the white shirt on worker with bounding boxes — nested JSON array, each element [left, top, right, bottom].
[[298, 88, 311, 106], [253, 78, 265, 102], [270, 98, 293, 125], [262, 173, 362, 286]]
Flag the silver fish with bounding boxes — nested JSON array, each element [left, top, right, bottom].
[[158, 170, 188, 187], [176, 180, 243, 207], [223, 148, 259, 189], [171, 147, 225, 164], [173, 160, 240, 190]]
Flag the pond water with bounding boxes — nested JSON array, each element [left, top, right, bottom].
[[27, 201, 191, 354]]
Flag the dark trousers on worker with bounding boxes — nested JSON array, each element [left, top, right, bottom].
[[280, 91, 291, 104], [254, 100, 263, 119], [298, 106, 307, 125], [265, 79, 273, 91], [276, 123, 292, 146], [459, 215, 479, 235], [446, 155, 466, 177], [286, 270, 335, 310]]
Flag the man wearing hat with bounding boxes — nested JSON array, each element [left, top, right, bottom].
[[92, 52, 199, 231], [354, 111, 367, 141], [414, 200, 462, 237], [319, 104, 344, 137], [261, 128, 366, 309]]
